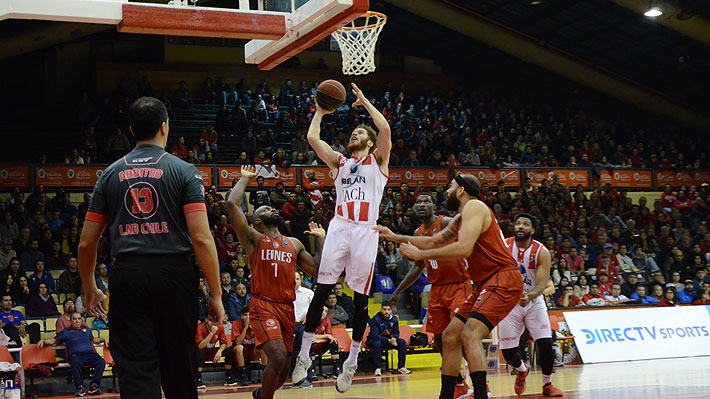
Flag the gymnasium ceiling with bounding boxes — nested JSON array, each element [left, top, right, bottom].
[[374, 0, 710, 112]]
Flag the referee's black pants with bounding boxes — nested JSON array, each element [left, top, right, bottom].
[[110, 254, 199, 399]]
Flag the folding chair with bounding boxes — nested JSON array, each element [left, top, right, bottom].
[[20, 344, 58, 396]]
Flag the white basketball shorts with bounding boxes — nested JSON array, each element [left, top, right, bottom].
[[498, 298, 552, 349], [318, 216, 378, 295]]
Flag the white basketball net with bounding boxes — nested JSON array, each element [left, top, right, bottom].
[[331, 12, 387, 75]]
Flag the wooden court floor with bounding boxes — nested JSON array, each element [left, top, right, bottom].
[[41, 356, 710, 398]]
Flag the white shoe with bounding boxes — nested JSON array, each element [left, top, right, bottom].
[[292, 356, 311, 386], [374, 368, 382, 376], [336, 363, 357, 392], [397, 367, 412, 374]]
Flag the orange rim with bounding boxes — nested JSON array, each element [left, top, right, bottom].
[[337, 11, 387, 32]]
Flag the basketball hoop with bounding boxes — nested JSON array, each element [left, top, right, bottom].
[[330, 11, 387, 75]]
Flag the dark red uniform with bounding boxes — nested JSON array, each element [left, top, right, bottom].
[[418, 216, 472, 334], [231, 319, 257, 361], [455, 206, 523, 329], [249, 234, 298, 351]]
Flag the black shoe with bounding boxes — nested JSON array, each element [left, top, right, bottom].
[[74, 386, 86, 397], [252, 387, 263, 399], [225, 373, 238, 387], [87, 383, 102, 395], [237, 373, 249, 386], [196, 376, 206, 389]]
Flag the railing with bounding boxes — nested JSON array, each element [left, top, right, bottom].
[[1, 164, 709, 190]]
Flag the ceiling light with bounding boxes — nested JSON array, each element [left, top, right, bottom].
[[644, 7, 662, 17], [530, 0, 543, 5]]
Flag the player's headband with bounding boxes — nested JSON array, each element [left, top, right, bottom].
[[455, 174, 478, 197]]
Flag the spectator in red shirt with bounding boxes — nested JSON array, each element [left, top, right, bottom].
[[660, 185, 677, 211], [311, 305, 340, 378], [596, 270, 613, 295], [201, 123, 218, 152], [412, 181, 428, 200], [582, 283, 608, 306], [218, 232, 238, 264], [596, 249, 620, 280], [399, 183, 415, 208], [657, 286, 678, 307], [170, 136, 188, 159], [231, 310, 265, 386], [281, 193, 298, 220], [214, 215, 237, 245], [693, 292, 710, 305], [196, 316, 235, 388], [557, 285, 581, 307], [673, 191, 693, 215]]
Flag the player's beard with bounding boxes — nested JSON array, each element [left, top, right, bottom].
[[261, 214, 284, 227], [445, 194, 460, 212], [515, 231, 532, 243], [347, 137, 368, 153]]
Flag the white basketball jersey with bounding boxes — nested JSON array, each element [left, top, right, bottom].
[[506, 237, 544, 304], [333, 153, 387, 224]]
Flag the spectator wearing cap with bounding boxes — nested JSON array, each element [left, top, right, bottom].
[[677, 280, 696, 303], [0, 240, 16, 271], [596, 246, 620, 280], [630, 286, 659, 304]]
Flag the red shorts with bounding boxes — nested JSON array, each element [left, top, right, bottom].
[[455, 268, 523, 330], [427, 281, 473, 335], [250, 297, 295, 352]]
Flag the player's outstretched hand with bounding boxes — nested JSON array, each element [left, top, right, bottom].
[[304, 222, 326, 239], [315, 103, 335, 115], [399, 241, 424, 260], [240, 165, 257, 180], [374, 225, 396, 241], [351, 83, 368, 108]]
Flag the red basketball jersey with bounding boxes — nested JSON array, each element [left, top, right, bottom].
[[416, 215, 469, 285], [249, 234, 298, 303], [461, 205, 517, 286]]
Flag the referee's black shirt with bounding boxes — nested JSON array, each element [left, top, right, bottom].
[[86, 144, 206, 257]]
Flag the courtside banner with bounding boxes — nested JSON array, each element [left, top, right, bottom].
[[195, 166, 212, 186], [303, 167, 335, 186], [526, 169, 590, 188], [600, 169, 653, 189], [564, 306, 710, 363], [0, 166, 29, 188], [35, 166, 104, 187], [218, 166, 297, 188], [455, 168, 521, 187], [387, 168, 450, 188]]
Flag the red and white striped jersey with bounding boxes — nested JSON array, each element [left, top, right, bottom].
[[506, 237, 544, 304], [333, 153, 387, 224]]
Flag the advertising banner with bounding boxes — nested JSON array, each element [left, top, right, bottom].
[[526, 169, 590, 188], [564, 306, 710, 363], [195, 166, 213, 186], [35, 166, 104, 187], [386, 168, 451, 188], [302, 167, 335, 186], [218, 166, 297, 188], [656, 171, 710, 187], [456, 168, 521, 187], [599, 170, 654, 189], [0, 167, 29, 188]]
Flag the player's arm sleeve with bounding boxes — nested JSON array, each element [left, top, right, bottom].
[[86, 173, 110, 224], [182, 165, 207, 214]]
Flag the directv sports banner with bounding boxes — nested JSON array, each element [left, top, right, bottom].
[[564, 306, 710, 363]]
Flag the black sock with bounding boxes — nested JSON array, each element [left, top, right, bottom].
[[470, 371, 487, 399], [439, 375, 457, 399], [456, 373, 464, 383]]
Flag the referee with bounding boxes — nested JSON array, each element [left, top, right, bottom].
[[78, 97, 224, 399]]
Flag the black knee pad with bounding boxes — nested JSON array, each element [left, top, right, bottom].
[[536, 337, 554, 375], [351, 293, 369, 342], [305, 283, 335, 331], [501, 348, 522, 367]]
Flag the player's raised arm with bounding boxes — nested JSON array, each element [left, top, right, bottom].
[[307, 105, 341, 170], [226, 165, 261, 256], [399, 202, 485, 261], [351, 83, 391, 168], [374, 214, 460, 249], [297, 222, 326, 278]]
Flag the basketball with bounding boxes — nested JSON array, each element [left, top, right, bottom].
[[316, 79, 347, 111]]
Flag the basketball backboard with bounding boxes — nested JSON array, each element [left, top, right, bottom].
[[0, 0, 368, 70]]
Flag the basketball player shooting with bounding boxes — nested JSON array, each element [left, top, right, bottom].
[[376, 173, 522, 399], [498, 214, 563, 396], [227, 165, 326, 399], [292, 82, 391, 393]]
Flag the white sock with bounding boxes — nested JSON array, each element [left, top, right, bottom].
[[516, 362, 527, 373], [299, 332, 314, 360], [543, 374, 552, 385], [345, 341, 362, 366]]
